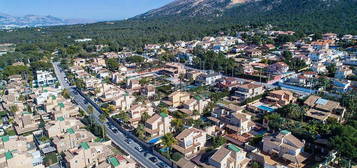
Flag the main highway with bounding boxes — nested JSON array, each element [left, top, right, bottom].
[[52, 62, 167, 168]]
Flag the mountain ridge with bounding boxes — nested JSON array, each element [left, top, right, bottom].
[[0, 13, 96, 29]]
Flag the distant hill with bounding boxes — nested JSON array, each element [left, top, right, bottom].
[[0, 13, 96, 29], [137, 0, 357, 33], [0, 0, 356, 47]]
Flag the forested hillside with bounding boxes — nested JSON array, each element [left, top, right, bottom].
[[0, 0, 356, 49]]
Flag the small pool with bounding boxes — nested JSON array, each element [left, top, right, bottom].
[[185, 85, 198, 90], [148, 137, 162, 144], [257, 105, 275, 112], [160, 147, 170, 152], [256, 130, 267, 135]]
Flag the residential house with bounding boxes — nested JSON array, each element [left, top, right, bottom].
[[64, 142, 112, 168], [197, 71, 222, 86], [33, 70, 57, 87], [73, 58, 86, 67], [0, 150, 44, 168], [98, 155, 136, 168], [14, 112, 40, 134], [311, 62, 327, 74], [172, 128, 207, 157], [144, 113, 172, 139], [165, 62, 186, 76], [111, 72, 125, 84], [128, 103, 154, 128], [52, 129, 96, 152], [127, 79, 140, 90], [335, 66, 353, 79], [140, 85, 155, 98], [267, 62, 289, 75], [208, 144, 250, 168], [167, 91, 190, 107], [180, 96, 210, 117], [45, 117, 85, 138], [265, 90, 296, 107], [322, 33, 337, 40], [0, 136, 44, 168], [246, 49, 262, 57], [263, 130, 308, 166], [304, 95, 346, 123], [226, 112, 254, 135], [186, 70, 202, 81], [234, 82, 264, 101], [332, 79, 351, 93], [176, 158, 198, 168], [217, 78, 240, 91]]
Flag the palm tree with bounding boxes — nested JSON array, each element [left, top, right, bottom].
[[99, 114, 107, 139], [9, 105, 18, 116], [161, 133, 177, 149], [87, 106, 94, 127]]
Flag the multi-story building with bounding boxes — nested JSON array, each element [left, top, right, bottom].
[[234, 82, 264, 101], [263, 130, 307, 165], [265, 90, 296, 107], [172, 128, 207, 157], [144, 113, 172, 139], [166, 91, 190, 107], [208, 144, 250, 168], [33, 70, 57, 87], [304, 95, 346, 123], [52, 129, 96, 152], [64, 142, 112, 168]]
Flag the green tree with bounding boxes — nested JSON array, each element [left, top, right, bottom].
[[141, 112, 150, 122], [161, 133, 177, 149], [212, 136, 226, 148], [106, 58, 119, 72], [87, 106, 94, 126], [9, 105, 18, 115], [135, 124, 145, 139], [99, 114, 107, 138], [278, 104, 306, 121]]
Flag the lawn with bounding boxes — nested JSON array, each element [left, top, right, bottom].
[[43, 153, 58, 166]]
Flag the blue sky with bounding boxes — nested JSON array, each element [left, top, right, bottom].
[[0, 0, 173, 20]]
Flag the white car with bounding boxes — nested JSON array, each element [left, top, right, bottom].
[[135, 146, 143, 152]]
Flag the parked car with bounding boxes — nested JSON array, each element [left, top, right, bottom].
[[149, 157, 158, 163], [112, 128, 118, 134], [125, 138, 133, 144], [157, 162, 169, 168], [135, 146, 143, 152]]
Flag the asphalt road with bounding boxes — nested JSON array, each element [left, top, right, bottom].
[[52, 62, 165, 168]]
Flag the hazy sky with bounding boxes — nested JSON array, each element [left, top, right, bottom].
[[0, 0, 173, 20]]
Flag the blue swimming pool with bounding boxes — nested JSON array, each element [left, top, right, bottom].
[[148, 137, 162, 144], [257, 105, 275, 112], [160, 147, 170, 152]]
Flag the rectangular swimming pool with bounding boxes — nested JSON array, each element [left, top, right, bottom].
[[257, 105, 275, 112]]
